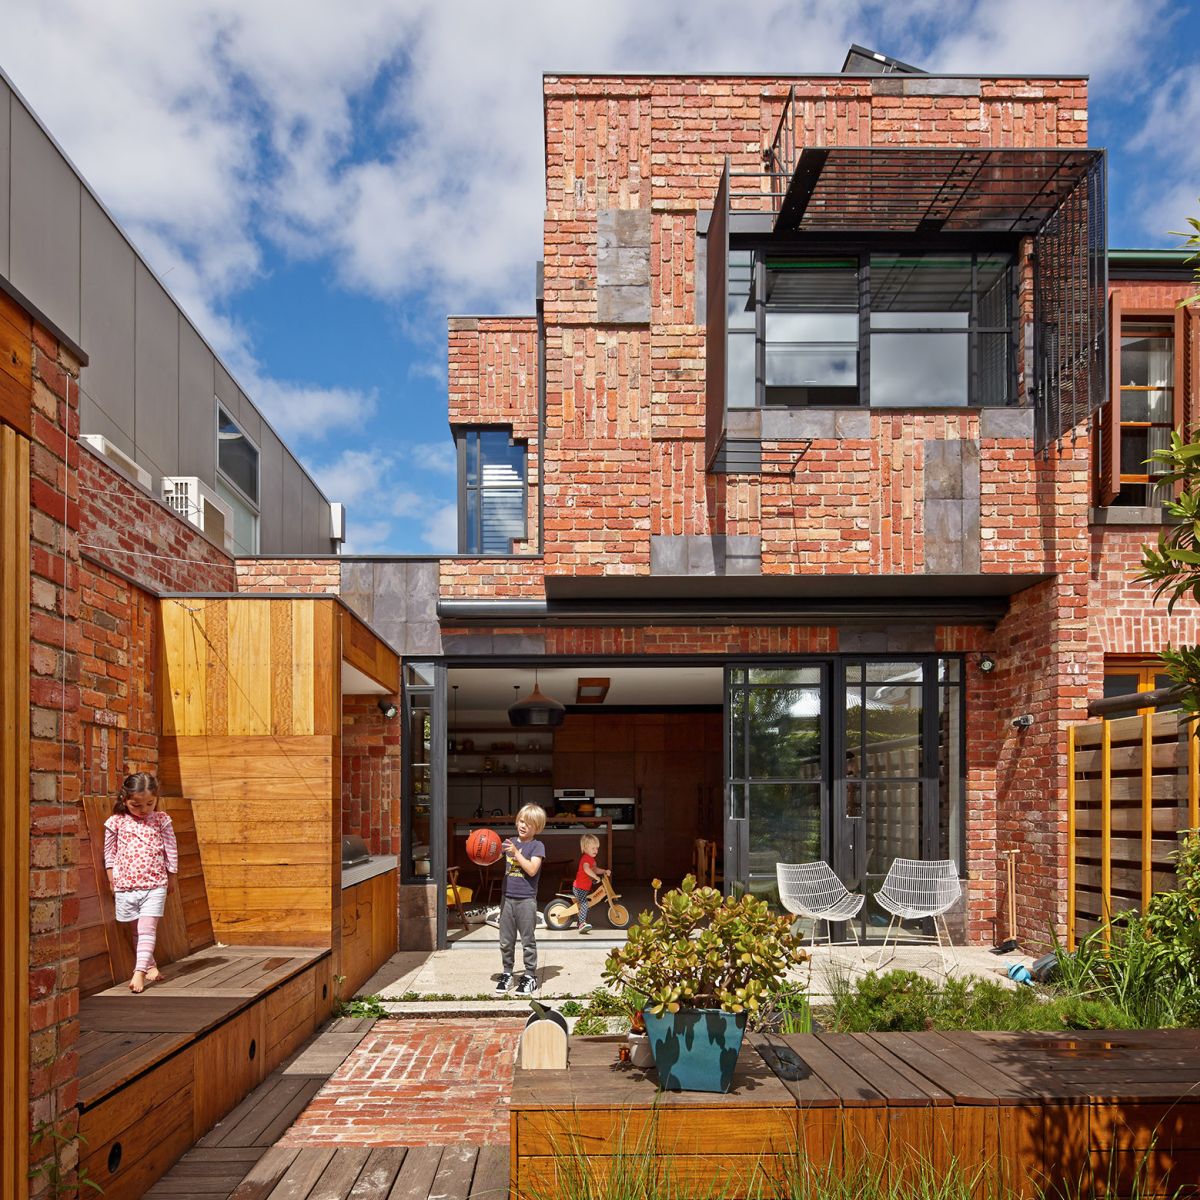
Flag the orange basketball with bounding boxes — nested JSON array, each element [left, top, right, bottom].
[[466, 827, 502, 866]]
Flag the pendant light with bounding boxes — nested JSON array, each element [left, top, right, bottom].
[[508, 668, 565, 729]]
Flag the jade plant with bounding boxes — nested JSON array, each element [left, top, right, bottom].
[[602, 876, 808, 1016]]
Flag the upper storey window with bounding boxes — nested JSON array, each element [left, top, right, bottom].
[[1115, 321, 1174, 505], [727, 249, 1015, 409], [457, 428, 526, 554]]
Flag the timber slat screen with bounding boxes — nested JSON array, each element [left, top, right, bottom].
[[1068, 710, 1199, 945]]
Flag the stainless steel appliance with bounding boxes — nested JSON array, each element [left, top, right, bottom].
[[553, 787, 594, 817], [594, 797, 636, 825]]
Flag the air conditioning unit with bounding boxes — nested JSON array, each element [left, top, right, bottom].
[[79, 434, 152, 490], [161, 477, 235, 552]]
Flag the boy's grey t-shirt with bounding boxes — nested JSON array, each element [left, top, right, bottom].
[[503, 838, 545, 899]]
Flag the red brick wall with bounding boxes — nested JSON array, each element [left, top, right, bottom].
[[448, 318, 540, 554], [235, 557, 341, 593], [77, 561, 159, 799], [342, 695, 401, 855], [532, 75, 1088, 581], [78, 444, 236, 594], [27, 322, 83, 1193]]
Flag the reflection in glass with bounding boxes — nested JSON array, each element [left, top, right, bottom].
[[870, 332, 968, 407], [747, 783, 822, 877], [746, 686, 822, 780], [863, 782, 921, 877]]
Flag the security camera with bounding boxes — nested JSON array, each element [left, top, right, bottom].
[[1011, 714, 1034, 729]]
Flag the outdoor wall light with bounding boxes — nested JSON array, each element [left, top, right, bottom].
[[377, 698, 398, 720], [1011, 713, 1034, 730], [977, 653, 997, 674]]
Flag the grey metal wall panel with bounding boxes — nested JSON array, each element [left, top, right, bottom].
[[214, 359, 240, 421], [302, 483, 322, 549], [79, 192, 136, 449], [258, 431, 283, 551], [9, 100, 81, 342], [281, 452, 303, 551], [0, 84, 10, 276], [178, 321, 215, 483], [235, 388, 261, 444], [133, 262, 179, 478]]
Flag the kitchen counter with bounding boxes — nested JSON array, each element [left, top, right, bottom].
[[341, 854, 398, 889]]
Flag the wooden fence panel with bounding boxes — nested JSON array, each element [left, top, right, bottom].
[[1069, 709, 1196, 946]]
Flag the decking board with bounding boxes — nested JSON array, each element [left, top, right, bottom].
[[511, 1032, 1200, 1200]]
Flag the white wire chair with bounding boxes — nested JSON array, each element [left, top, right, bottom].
[[873, 858, 962, 973], [776, 861, 865, 959]]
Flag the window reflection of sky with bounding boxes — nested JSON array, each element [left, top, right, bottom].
[[871, 333, 968, 406]]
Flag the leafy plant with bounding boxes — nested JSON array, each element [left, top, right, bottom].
[[602, 875, 807, 1016], [28, 1121, 102, 1196], [336, 993, 391, 1018], [1052, 832, 1200, 1027], [820, 969, 1138, 1034], [559, 999, 583, 1017]]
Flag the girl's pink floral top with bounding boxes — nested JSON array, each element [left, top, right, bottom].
[[103, 811, 178, 891]]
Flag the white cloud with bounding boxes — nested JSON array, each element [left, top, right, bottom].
[[421, 503, 459, 553], [340, 519, 395, 555], [405, 442, 456, 477], [311, 449, 393, 506], [1127, 66, 1200, 242]]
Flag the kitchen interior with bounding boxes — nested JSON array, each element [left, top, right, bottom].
[[444, 665, 725, 944]]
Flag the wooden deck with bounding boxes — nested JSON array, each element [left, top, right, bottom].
[[511, 1030, 1200, 1199]]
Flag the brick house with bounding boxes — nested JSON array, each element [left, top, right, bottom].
[[312, 55, 1199, 951]]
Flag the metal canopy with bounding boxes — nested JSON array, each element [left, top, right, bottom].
[[775, 147, 1103, 236]]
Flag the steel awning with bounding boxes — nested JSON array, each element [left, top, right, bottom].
[[775, 147, 1104, 235]]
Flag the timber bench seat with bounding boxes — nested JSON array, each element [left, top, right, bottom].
[[75, 798, 334, 1199], [511, 1030, 1200, 1199]]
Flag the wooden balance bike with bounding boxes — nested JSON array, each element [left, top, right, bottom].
[[543, 873, 631, 930]]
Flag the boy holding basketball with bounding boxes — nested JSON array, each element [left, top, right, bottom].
[[495, 803, 546, 996]]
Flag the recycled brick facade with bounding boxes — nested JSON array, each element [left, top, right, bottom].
[[25, 318, 84, 1195], [342, 695, 401, 856], [448, 317, 541, 553], [432, 69, 1189, 948], [236, 556, 341, 593]]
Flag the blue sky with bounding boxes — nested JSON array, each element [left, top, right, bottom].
[[5, 1, 1199, 553]]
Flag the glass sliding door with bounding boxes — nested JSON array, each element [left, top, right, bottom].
[[838, 657, 965, 942], [725, 656, 965, 939], [725, 665, 828, 904], [402, 661, 447, 944]]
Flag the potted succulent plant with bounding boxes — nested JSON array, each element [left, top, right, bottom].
[[602, 876, 808, 1093]]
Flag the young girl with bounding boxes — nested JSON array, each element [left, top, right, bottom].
[[572, 833, 610, 934], [495, 803, 546, 997], [104, 773, 178, 993]]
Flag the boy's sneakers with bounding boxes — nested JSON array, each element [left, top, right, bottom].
[[515, 974, 539, 996], [494, 972, 515, 994], [577, 922, 593, 934]]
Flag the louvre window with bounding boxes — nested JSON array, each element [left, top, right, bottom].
[[458, 429, 526, 554]]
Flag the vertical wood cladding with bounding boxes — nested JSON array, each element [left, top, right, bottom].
[[158, 598, 342, 948]]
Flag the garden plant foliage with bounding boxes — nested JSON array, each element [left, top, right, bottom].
[[602, 875, 808, 1016]]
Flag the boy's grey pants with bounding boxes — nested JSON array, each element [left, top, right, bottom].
[[499, 896, 538, 974]]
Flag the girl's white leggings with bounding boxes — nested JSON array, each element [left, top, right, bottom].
[[135, 915, 159, 972]]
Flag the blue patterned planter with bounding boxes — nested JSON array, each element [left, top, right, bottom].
[[641, 1007, 747, 1093]]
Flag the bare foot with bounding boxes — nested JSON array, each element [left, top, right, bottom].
[[145, 967, 161, 984], [129, 971, 146, 994]]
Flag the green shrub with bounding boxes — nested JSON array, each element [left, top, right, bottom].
[[1051, 831, 1200, 1028], [821, 970, 1137, 1034]]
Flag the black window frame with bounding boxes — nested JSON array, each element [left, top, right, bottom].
[[215, 406, 260, 507], [729, 236, 1020, 410], [455, 426, 528, 555]]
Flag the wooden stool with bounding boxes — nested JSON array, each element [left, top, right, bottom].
[[447, 867, 472, 931], [474, 858, 501, 906]]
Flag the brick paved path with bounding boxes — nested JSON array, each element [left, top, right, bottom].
[[280, 1018, 525, 1146]]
